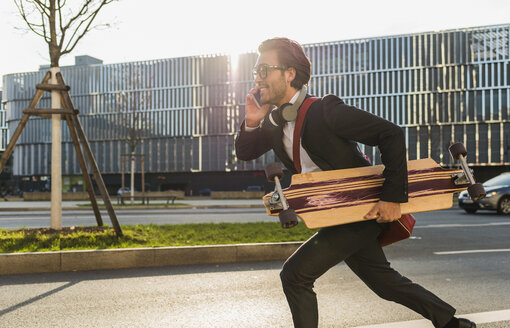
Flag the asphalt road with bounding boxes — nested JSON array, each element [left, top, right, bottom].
[[1, 209, 509, 327], [0, 207, 275, 229]]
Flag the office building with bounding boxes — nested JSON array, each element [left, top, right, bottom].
[[2, 24, 509, 193]]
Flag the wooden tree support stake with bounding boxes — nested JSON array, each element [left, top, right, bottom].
[[0, 71, 123, 236], [36, 83, 71, 92]]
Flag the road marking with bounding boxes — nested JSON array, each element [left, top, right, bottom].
[[416, 222, 510, 229], [434, 248, 510, 255], [353, 309, 510, 327]]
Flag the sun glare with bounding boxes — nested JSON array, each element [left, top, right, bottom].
[[224, 40, 257, 76], [229, 51, 240, 73]]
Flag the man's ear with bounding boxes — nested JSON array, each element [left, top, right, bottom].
[[286, 67, 296, 84]]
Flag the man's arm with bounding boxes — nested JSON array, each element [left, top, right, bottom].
[[322, 95, 407, 222], [235, 122, 273, 160]]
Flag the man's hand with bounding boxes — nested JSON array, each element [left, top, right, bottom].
[[364, 201, 401, 223], [245, 88, 271, 128]]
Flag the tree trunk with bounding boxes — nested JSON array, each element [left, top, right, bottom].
[[50, 67, 62, 229], [48, 0, 60, 68], [130, 152, 135, 205]]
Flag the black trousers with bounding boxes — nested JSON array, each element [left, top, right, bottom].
[[280, 220, 456, 328]]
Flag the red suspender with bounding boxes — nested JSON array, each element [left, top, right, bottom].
[[292, 97, 319, 173]]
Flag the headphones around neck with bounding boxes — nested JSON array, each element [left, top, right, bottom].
[[268, 86, 307, 127]]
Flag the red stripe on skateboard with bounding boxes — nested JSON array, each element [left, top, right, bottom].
[[287, 167, 449, 191], [286, 178, 468, 215]]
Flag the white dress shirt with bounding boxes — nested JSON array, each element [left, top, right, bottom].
[[245, 91, 322, 173]]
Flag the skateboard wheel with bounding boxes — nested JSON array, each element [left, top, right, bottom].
[[279, 209, 298, 229], [449, 142, 467, 160], [468, 183, 486, 201], [265, 162, 284, 182]]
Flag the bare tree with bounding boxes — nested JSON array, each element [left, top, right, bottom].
[[13, 0, 117, 229], [116, 64, 151, 203], [14, 0, 116, 67]]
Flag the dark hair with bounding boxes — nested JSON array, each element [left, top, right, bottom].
[[258, 37, 311, 90]]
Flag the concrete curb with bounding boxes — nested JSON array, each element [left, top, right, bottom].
[[0, 242, 302, 275]]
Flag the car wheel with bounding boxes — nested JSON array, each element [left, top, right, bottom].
[[464, 209, 477, 214], [497, 196, 510, 215]]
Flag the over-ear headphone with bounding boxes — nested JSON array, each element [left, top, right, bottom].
[[268, 86, 307, 127]]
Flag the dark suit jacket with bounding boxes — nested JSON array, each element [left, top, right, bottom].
[[235, 94, 408, 203]]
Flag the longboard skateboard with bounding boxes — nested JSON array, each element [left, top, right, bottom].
[[263, 143, 485, 229]]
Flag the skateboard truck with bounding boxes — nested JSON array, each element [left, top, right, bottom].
[[451, 172, 470, 186], [448, 142, 486, 201], [451, 169, 475, 186], [264, 163, 298, 228], [267, 191, 284, 212]]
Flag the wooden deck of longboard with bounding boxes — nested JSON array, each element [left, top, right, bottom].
[[263, 158, 468, 229]]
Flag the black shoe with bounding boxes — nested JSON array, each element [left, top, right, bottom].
[[444, 317, 476, 328], [458, 318, 476, 328]]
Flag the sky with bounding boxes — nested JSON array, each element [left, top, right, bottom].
[[1, 0, 510, 89]]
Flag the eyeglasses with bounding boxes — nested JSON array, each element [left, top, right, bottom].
[[252, 64, 287, 79]]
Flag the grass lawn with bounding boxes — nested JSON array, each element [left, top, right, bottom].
[[0, 223, 317, 253]]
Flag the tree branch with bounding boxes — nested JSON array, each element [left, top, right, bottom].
[[33, 0, 51, 17], [61, 0, 92, 31], [57, 0, 66, 10], [40, 9, 50, 44], [15, 0, 117, 66], [58, 0, 64, 33], [35, 0, 50, 11], [13, 0, 49, 40], [61, 0, 114, 55]]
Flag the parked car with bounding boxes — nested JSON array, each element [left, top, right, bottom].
[[117, 187, 136, 195], [458, 172, 510, 214]]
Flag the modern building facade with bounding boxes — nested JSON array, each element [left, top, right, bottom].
[[2, 24, 509, 193], [0, 90, 14, 190]]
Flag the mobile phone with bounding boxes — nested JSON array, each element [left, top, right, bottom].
[[252, 90, 262, 108]]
